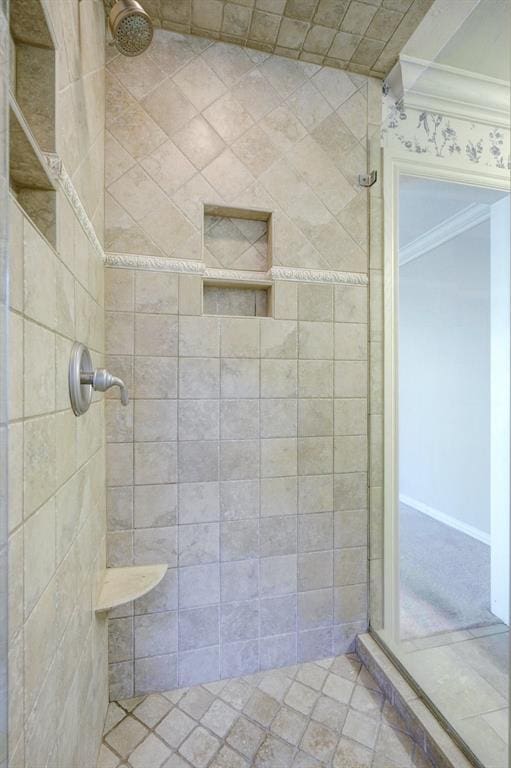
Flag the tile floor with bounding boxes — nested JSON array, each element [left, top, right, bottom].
[[397, 624, 509, 768], [98, 653, 433, 768]]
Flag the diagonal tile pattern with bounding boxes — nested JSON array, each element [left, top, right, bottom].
[[98, 654, 434, 767], [122, 0, 434, 79], [204, 214, 268, 271], [105, 29, 374, 275]]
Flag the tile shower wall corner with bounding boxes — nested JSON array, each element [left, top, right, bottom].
[[7, 1, 107, 765], [105, 31, 371, 698]]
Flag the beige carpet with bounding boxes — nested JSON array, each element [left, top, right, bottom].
[[400, 504, 502, 640]]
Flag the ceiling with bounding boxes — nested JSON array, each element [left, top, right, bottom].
[[436, 0, 511, 82], [139, 0, 434, 79], [399, 175, 509, 249]]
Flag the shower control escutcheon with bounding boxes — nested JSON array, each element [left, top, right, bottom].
[[69, 342, 129, 416]]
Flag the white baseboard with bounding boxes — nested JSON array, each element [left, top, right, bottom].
[[400, 494, 491, 546]]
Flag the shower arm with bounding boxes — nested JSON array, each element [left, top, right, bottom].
[[81, 368, 129, 406]]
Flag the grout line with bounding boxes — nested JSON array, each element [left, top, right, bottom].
[[103, 652, 426, 767]]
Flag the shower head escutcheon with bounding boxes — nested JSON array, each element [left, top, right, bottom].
[[108, 0, 153, 57]]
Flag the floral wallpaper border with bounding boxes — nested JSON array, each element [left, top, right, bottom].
[[381, 83, 511, 172]]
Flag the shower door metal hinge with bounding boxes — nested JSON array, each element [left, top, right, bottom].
[[358, 170, 377, 187]]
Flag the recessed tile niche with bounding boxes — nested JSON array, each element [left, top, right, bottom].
[[10, 0, 55, 152], [203, 283, 270, 317], [203, 204, 272, 317], [9, 0, 56, 246]]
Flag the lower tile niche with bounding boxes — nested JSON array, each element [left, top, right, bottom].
[[203, 283, 270, 317]]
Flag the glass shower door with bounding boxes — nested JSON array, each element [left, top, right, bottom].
[[368, 1, 511, 764], [0, 1, 9, 766], [395, 173, 509, 767]]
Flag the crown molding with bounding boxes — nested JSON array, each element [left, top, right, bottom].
[[387, 55, 510, 128], [400, 202, 489, 266]]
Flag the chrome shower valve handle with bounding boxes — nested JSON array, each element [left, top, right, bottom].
[[69, 342, 129, 416], [82, 368, 129, 406]]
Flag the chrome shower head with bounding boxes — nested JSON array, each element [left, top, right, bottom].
[[108, 0, 153, 57]]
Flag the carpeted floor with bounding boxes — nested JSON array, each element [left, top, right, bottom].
[[400, 504, 501, 640]]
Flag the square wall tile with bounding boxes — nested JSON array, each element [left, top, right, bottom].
[[179, 646, 220, 687], [135, 314, 178, 356], [221, 559, 259, 602], [179, 606, 220, 651], [134, 483, 177, 528], [179, 481, 220, 524], [260, 319, 297, 358], [260, 399, 297, 438], [221, 358, 260, 398], [135, 357, 178, 399], [220, 439, 259, 480], [220, 479, 259, 520], [221, 399, 259, 440], [180, 358, 220, 399], [221, 519, 259, 561], [135, 442, 177, 484], [135, 400, 177, 442], [260, 595, 297, 636], [261, 360, 297, 398], [298, 283, 333, 321], [261, 476, 297, 518], [179, 400, 219, 440], [221, 316, 260, 358], [178, 522, 220, 565], [179, 316, 220, 357], [179, 563, 221, 608], [134, 527, 177, 566], [135, 611, 178, 657], [179, 441, 219, 482], [135, 270, 178, 314], [261, 438, 297, 478]]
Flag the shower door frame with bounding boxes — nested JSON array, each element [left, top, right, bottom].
[[380, 152, 510, 646]]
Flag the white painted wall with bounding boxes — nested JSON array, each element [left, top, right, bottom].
[[399, 222, 491, 537]]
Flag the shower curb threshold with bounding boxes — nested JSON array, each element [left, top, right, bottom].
[[356, 634, 477, 768]]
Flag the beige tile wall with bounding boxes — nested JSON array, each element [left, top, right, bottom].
[[7, 1, 107, 765], [106, 271, 370, 697], [105, 31, 374, 698], [105, 29, 370, 273]]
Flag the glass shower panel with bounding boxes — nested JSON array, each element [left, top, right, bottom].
[[368, 1, 511, 764], [397, 175, 509, 767], [367, 106, 384, 635], [0, 1, 8, 766]]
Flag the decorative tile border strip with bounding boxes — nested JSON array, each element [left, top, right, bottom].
[[205, 267, 272, 285], [35, 156, 373, 292], [105, 252, 369, 286], [271, 266, 368, 286], [356, 634, 476, 768], [44, 152, 105, 263], [105, 252, 203, 274]]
